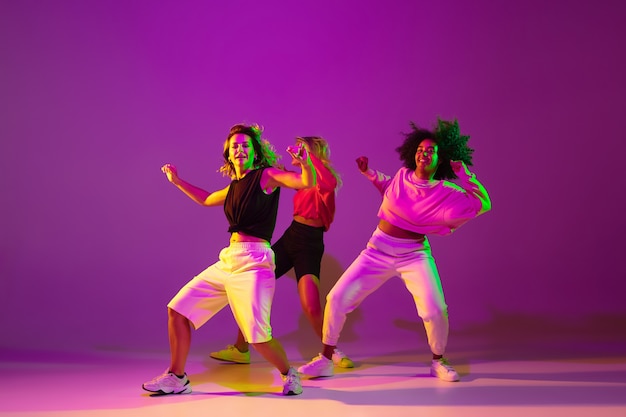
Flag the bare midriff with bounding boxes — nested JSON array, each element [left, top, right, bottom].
[[377, 219, 425, 239], [230, 232, 267, 243], [294, 215, 324, 228]]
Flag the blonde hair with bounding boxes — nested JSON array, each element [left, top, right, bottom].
[[219, 123, 280, 179], [296, 136, 342, 190]]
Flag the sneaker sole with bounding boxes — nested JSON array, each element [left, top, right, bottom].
[[142, 385, 193, 395], [297, 369, 334, 378], [209, 354, 250, 364], [430, 369, 460, 382]]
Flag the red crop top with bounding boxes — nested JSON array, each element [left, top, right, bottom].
[[292, 154, 337, 232]]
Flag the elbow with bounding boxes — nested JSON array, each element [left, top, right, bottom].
[[479, 198, 492, 215]]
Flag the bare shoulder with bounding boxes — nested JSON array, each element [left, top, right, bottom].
[[260, 166, 280, 191]]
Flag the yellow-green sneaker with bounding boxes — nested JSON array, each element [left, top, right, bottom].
[[209, 345, 250, 364], [332, 348, 354, 368]]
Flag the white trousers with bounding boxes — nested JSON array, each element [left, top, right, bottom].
[[323, 228, 449, 355], [168, 241, 276, 343]]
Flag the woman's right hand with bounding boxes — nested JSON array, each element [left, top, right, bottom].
[[161, 163, 179, 184], [356, 156, 369, 173]]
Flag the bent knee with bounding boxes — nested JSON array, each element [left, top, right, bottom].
[[420, 306, 448, 322], [168, 307, 188, 322], [301, 298, 322, 316], [326, 289, 358, 313]]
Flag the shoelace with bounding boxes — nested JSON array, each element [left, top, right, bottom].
[[437, 359, 454, 371]]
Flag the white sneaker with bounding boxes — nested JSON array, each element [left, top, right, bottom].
[[281, 367, 303, 395], [142, 370, 192, 394], [209, 345, 251, 364], [298, 354, 334, 377], [332, 348, 354, 368], [431, 358, 460, 382]]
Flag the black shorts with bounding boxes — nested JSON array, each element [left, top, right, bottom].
[[271, 220, 325, 281]]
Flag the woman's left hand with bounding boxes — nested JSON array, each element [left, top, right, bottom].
[[287, 144, 308, 164], [450, 160, 472, 178]]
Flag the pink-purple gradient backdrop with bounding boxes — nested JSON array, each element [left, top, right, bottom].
[[1, 0, 625, 355]]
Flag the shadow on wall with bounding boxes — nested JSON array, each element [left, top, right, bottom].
[[273, 255, 626, 364], [443, 310, 626, 361], [278, 253, 364, 359]]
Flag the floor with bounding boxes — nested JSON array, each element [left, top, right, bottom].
[[2, 335, 625, 417]]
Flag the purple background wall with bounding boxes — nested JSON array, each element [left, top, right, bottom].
[[2, 1, 625, 355]]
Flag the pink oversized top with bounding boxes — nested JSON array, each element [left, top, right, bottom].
[[364, 167, 487, 236]]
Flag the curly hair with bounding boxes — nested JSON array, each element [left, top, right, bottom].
[[219, 123, 280, 178], [395, 118, 474, 180], [296, 136, 343, 190]]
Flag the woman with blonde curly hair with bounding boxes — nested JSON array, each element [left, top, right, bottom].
[[142, 123, 314, 396], [298, 118, 491, 381], [210, 135, 355, 369]]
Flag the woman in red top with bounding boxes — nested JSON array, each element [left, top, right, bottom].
[[210, 136, 354, 368]]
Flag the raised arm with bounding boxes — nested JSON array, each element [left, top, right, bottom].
[[450, 160, 492, 215], [356, 156, 392, 194], [161, 163, 230, 207], [263, 146, 316, 191]]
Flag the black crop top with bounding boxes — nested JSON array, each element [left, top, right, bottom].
[[224, 168, 280, 242]]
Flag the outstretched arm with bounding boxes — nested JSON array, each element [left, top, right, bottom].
[[356, 156, 392, 194], [450, 161, 492, 215], [161, 163, 229, 207]]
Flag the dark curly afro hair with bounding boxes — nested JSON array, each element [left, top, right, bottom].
[[395, 118, 474, 180]]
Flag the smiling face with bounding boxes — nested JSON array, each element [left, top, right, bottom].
[[228, 133, 255, 175], [414, 138, 440, 179]]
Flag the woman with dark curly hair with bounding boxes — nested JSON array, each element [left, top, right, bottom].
[[142, 123, 314, 396], [298, 118, 491, 381]]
